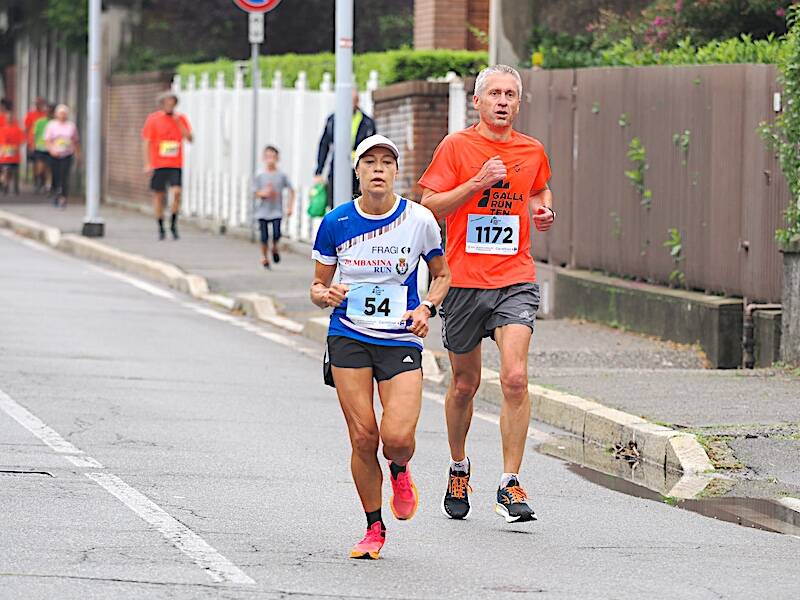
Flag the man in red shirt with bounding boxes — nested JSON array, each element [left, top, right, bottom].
[[142, 92, 193, 240], [24, 97, 49, 191], [419, 65, 554, 524]]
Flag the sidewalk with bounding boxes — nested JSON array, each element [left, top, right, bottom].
[[2, 193, 798, 499]]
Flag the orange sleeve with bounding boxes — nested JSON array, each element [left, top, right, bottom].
[[531, 149, 551, 193], [418, 135, 460, 193]]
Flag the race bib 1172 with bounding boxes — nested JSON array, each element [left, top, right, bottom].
[[346, 283, 408, 329], [465, 214, 520, 255]]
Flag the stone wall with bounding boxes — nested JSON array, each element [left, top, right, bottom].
[[372, 81, 450, 201], [781, 246, 800, 364], [104, 71, 173, 206]]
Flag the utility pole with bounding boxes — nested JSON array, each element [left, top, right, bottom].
[[333, 0, 354, 208], [249, 12, 264, 242], [82, 0, 104, 237]]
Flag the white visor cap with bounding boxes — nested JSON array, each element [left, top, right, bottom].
[[353, 134, 399, 169]]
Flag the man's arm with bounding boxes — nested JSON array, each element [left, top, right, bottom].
[[177, 115, 193, 143], [531, 187, 554, 232], [420, 155, 507, 221], [315, 115, 334, 177], [142, 139, 151, 173]]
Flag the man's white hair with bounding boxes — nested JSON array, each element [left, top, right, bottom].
[[474, 64, 522, 97]]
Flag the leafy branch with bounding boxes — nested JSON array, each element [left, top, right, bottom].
[[625, 137, 653, 209], [760, 6, 800, 248], [672, 129, 691, 166], [663, 228, 686, 287]]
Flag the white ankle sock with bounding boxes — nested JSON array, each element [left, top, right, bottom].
[[450, 457, 470, 473], [500, 472, 518, 488]]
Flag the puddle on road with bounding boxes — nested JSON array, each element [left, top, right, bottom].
[[538, 437, 800, 537]]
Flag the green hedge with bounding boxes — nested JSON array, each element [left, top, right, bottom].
[[528, 33, 786, 70], [176, 49, 488, 89]]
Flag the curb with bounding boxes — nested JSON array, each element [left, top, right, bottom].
[[1, 208, 711, 477], [443, 368, 714, 475], [0, 209, 61, 246]]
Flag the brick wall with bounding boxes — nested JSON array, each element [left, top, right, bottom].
[[373, 81, 450, 200], [467, 0, 489, 50], [105, 71, 173, 205], [415, 0, 466, 50]]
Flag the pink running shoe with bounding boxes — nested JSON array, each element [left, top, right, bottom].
[[349, 522, 385, 560], [389, 462, 419, 521]]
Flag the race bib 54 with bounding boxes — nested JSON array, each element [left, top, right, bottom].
[[346, 283, 408, 329]]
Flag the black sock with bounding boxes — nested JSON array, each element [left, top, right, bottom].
[[389, 462, 407, 479], [170, 213, 178, 229], [157, 218, 165, 232], [366, 509, 384, 530]]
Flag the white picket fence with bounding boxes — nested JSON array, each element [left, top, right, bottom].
[[173, 69, 379, 243]]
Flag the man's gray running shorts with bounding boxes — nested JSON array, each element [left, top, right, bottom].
[[440, 282, 540, 354]]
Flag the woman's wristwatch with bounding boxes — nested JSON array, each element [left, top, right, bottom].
[[421, 300, 437, 318]]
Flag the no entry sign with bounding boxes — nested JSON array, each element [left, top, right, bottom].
[[232, 0, 282, 13]]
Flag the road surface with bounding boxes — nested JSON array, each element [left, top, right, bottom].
[[1, 230, 798, 599]]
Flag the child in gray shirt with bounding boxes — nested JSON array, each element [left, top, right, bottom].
[[254, 145, 295, 268]]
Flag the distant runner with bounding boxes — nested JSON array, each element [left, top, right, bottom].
[[24, 97, 49, 192], [419, 65, 554, 524], [142, 92, 193, 240], [310, 134, 450, 559], [44, 104, 80, 208], [0, 102, 24, 196], [253, 145, 295, 269], [31, 105, 55, 194]]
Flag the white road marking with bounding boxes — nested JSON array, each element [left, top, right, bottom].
[[87, 472, 255, 586], [0, 388, 254, 585], [89, 265, 176, 300], [0, 390, 105, 468]]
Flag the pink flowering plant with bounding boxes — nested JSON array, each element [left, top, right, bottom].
[[591, 0, 795, 50]]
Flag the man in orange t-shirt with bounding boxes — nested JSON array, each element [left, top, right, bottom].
[[419, 65, 554, 525], [24, 97, 49, 190], [142, 91, 193, 240]]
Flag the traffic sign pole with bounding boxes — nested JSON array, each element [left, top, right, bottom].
[[334, 0, 354, 208], [249, 13, 264, 243], [232, 0, 280, 242], [83, 0, 104, 237]]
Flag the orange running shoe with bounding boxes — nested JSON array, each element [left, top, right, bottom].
[[388, 462, 419, 520], [349, 522, 386, 560]]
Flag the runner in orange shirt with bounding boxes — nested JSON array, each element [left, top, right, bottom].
[[419, 65, 554, 524], [0, 101, 25, 196], [24, 97, 49, 192], [142, 91, 193, 240]]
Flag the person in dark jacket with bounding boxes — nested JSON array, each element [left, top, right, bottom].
[[313, 89, 377, 205]]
